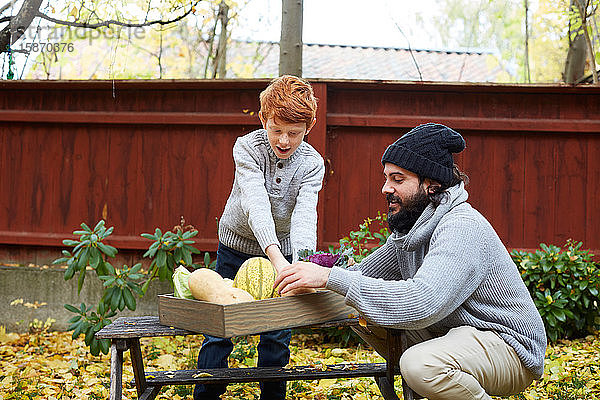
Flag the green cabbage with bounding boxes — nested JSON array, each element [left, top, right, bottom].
[[173, 266, 194, 299]]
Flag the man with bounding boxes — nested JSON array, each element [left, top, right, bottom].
[[274, 123, 547, 400]]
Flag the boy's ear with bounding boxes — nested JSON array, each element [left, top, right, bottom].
[[304, 118, 317, 135], [258, 111, 266, 129]]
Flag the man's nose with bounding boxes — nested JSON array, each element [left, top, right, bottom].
[[382, 181, 393, 194]]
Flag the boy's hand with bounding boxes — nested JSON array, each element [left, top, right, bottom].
[[274, 261, 330, 296], [265, 244, 291, 273]]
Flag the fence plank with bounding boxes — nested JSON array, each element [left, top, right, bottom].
[[554, 135, 588, 246], [1, 80, 599, 264], [586, 136, 600, 250]]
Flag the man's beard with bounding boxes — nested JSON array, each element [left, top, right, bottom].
[[386, 189, 430, 234]]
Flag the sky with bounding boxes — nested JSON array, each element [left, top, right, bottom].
[[234, 0, 446, 51]]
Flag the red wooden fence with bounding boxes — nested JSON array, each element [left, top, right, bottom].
[[1, 80, 599, 265]]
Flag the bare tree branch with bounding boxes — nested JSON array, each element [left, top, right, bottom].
[[36, 1, 201, 30], [253, 41, 275, 71], [203, 6, 219, 78], [0, 0, 43, 52], [158, 28, 164, 78], [0, 0, 17, 16], [392, 21, 423, 81], [1, 0, 202, 54]]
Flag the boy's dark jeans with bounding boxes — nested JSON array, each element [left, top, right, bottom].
[[193, 243, 292, 400]]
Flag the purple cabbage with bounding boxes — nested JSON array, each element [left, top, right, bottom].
[[305, 252, 341, 268]]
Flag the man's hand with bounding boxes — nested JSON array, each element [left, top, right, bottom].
[[274, 261, 331, 296]]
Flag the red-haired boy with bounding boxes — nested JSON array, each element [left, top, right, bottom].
[[194, 75, 325, 400]]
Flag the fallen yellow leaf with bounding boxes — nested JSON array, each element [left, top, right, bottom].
[[359, 316, 367, 327], [192, 372, 213, 378]]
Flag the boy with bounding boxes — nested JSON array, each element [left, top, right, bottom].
[[194, 75, 325, 400]]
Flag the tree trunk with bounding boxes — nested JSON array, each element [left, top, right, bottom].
[[279, 0, 303, 77], [0, 0, 43, 53], [524, 0, 531, 83], [212, 0, 229, 79], [203, 13, 218, 78], [563, 0, 587, 83], [563, 34, 587, 83], [574, 0, 598, 84]]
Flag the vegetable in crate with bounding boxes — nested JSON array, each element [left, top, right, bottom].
[[173, 265, 194, 299], [297, 247, 355, 268], [233, 257, 278, 300], [188, 268, 254, 304], [305, 252, 340, 267]]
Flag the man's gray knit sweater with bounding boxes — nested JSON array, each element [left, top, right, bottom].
[[218, 129, 325, 260], [327, 183, 547, 378]]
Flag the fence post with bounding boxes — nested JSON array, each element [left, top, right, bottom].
[[307, 82, 328, 250]]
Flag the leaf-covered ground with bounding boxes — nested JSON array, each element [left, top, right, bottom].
[[1, 326, 599, 400]]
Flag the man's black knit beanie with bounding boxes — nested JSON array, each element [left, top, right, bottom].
[[381, 123, 466, 186]]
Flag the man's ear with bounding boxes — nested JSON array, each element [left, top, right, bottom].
[[422, 178, 440, 194], [427, 184, 442, 195], [304, 118, 317, 135]]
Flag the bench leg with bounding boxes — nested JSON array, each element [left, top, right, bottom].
[[109, 340, 126, 400], [138, 387, 162, 400], [376, 329, 401, 400], [399, 331, 417, 400], [352, 325, 412, 400], [382, 329, 418, 400], [128, 338, 164, 400], [376, 375, 400, 400], [129, 339, 148, 397]]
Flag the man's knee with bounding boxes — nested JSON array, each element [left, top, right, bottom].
[[399, 345, 443, 393]]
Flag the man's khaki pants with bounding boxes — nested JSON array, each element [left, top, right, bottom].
[[352, 325, 535, 400]]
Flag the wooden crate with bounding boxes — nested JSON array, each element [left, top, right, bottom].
[[158, 290, 357, 338]]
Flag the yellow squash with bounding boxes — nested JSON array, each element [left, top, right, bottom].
[[188, 268, 254, 305], [234, 257, 278, 300]]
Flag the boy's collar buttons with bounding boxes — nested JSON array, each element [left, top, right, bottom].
[[277, 162, 284, 169]]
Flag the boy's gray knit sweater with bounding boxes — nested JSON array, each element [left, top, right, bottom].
[[327, 183, 547, 378], [219, 129, 325, 260]]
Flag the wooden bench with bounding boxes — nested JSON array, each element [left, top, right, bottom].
[[95, 316, 417, 400]]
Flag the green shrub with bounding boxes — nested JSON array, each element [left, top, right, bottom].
[[54, 219, 206, 356], [337, 212, 389, 263], [511, 240, 600, 342]]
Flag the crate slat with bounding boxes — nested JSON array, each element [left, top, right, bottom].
[[158, 291, 357, 338]]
